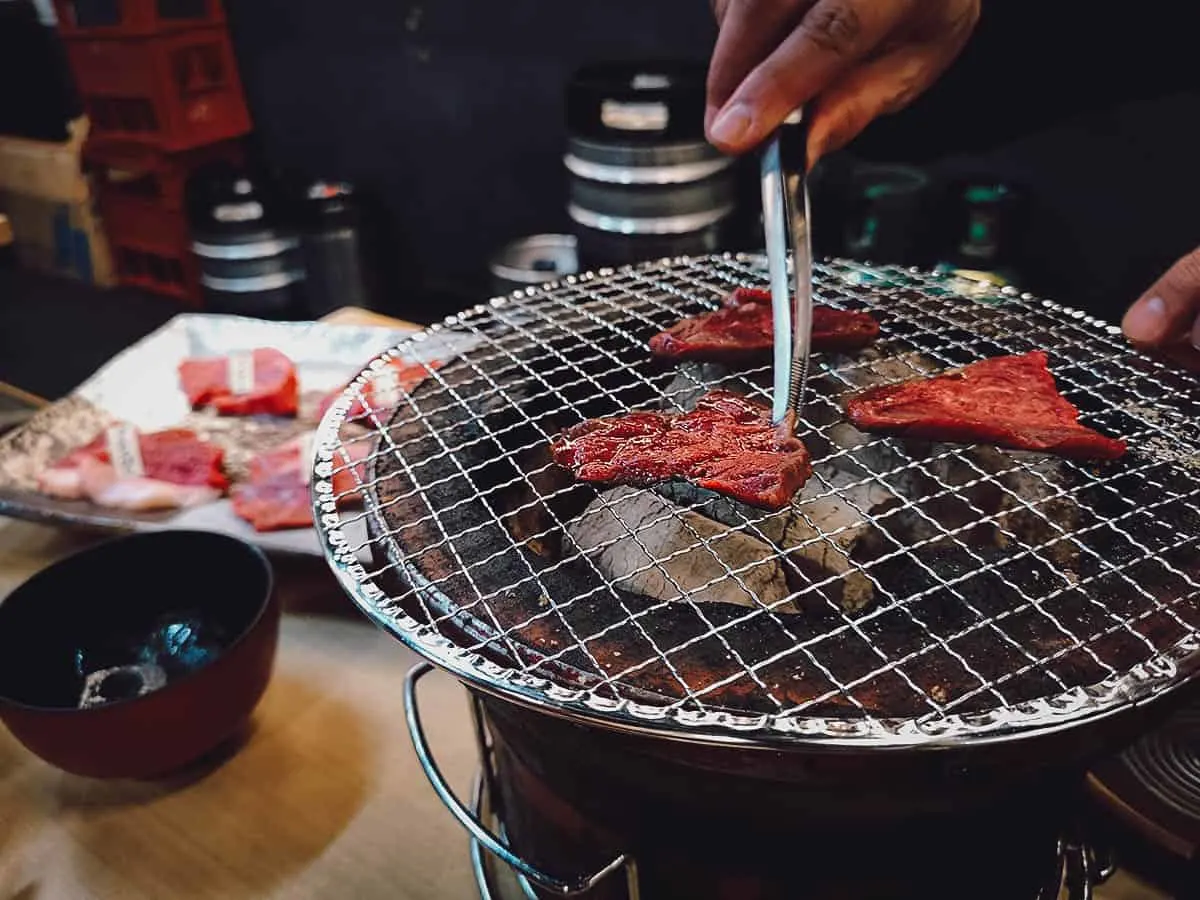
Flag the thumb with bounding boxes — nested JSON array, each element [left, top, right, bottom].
[[1122, 246, 1200, 349]]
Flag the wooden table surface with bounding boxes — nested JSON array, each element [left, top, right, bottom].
[[0, 518, 482, 900], [0, 308, 1172, 900]]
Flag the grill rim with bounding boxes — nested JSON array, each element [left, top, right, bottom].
[[312, 252, 1200, 749]]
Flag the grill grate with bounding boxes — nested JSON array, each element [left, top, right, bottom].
[[314, 255, 1200, 745]]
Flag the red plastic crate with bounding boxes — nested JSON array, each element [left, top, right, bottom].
[[97, 181, 188, 247], [54, 0, 224, 37], [113, 242, 200, 303], [64, 27, 252, 152], [97, 186, 200, 303], [85, 140, 243, 212]]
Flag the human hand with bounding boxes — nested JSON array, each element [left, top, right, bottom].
[[1122, 247, 1200, 356], [705, 0, 980, 163]]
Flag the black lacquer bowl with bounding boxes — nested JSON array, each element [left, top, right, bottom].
[[0, 530, 279, 779]]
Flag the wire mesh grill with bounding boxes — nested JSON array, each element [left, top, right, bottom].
[[314, 254, 1200, 745]]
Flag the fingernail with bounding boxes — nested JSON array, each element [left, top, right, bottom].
[[709, 102, 753, 147], [1123, 295, 1167, 343]]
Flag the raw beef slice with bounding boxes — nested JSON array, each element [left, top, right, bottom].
[[179, 347, 299, 417], [551, 389, 812, 510], [232, 434, 370, 532], [38, 427, 228, 511], [845, 351, 1127, 460], [649, 286, 880, 363], [316, 357, 442, 424]]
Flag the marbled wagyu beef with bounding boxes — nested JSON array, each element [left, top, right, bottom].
[[232, 434, 369, 532], [179, 348, 299, 417], [551, 389, 812, 510], [38, 427, 228, 511], [649, 287, 880, 364], [846, 351, 1127, 460]]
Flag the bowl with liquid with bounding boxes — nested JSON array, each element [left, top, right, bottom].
[[0, 530, 279, 779]]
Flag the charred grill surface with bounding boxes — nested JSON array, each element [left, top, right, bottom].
[[353, 257, 1200, 728]]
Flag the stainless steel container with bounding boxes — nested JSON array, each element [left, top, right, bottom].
[[187, 166, 304, 319], [192, 229, 305, 319], [298, 180, 379, 318], [488, 234, 578, 296], [564, 62, 738, 269]]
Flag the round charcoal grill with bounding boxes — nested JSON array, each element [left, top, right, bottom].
[[313, 255, 1200, 898]]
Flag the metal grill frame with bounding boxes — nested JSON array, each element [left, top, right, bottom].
[[313, 253, 1200, 748]]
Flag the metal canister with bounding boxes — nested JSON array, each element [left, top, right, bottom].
[[841, 163, 932, 266], [297, 180, 377, 318], [564, 61, 739, 270], [488, 234, 578, 296], [934, 180, 1027, 289], [187, 164, 305, 319], [192, 229, 305, 319]]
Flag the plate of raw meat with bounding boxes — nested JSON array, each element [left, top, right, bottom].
[[0, 313, 462, 556]]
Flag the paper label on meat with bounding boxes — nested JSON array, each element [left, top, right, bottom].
[[372, 364, 402, 412], [105, 424, 145, 478], [227, 351, 256, 396]]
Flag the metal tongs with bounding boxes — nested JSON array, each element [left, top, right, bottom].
[[760, 108, 813, 427]]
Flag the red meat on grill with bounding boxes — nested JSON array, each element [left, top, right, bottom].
[[845, 351, 1127, 460], [178, 347, 299, 417], [649, 287, 880, 363], [232, 434, 370, 532], [38, 427, 229, 511], [551, 389, 812, 510]]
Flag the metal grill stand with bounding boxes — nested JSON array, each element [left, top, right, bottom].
[[405, 663, 638, 898], [406, 664, 1113, 900]]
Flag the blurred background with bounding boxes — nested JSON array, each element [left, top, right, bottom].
[[2, 0, 1199, 395]]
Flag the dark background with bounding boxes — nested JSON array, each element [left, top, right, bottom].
[[3, 0, 1200, 328], [223, 0, 1200, 324]]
